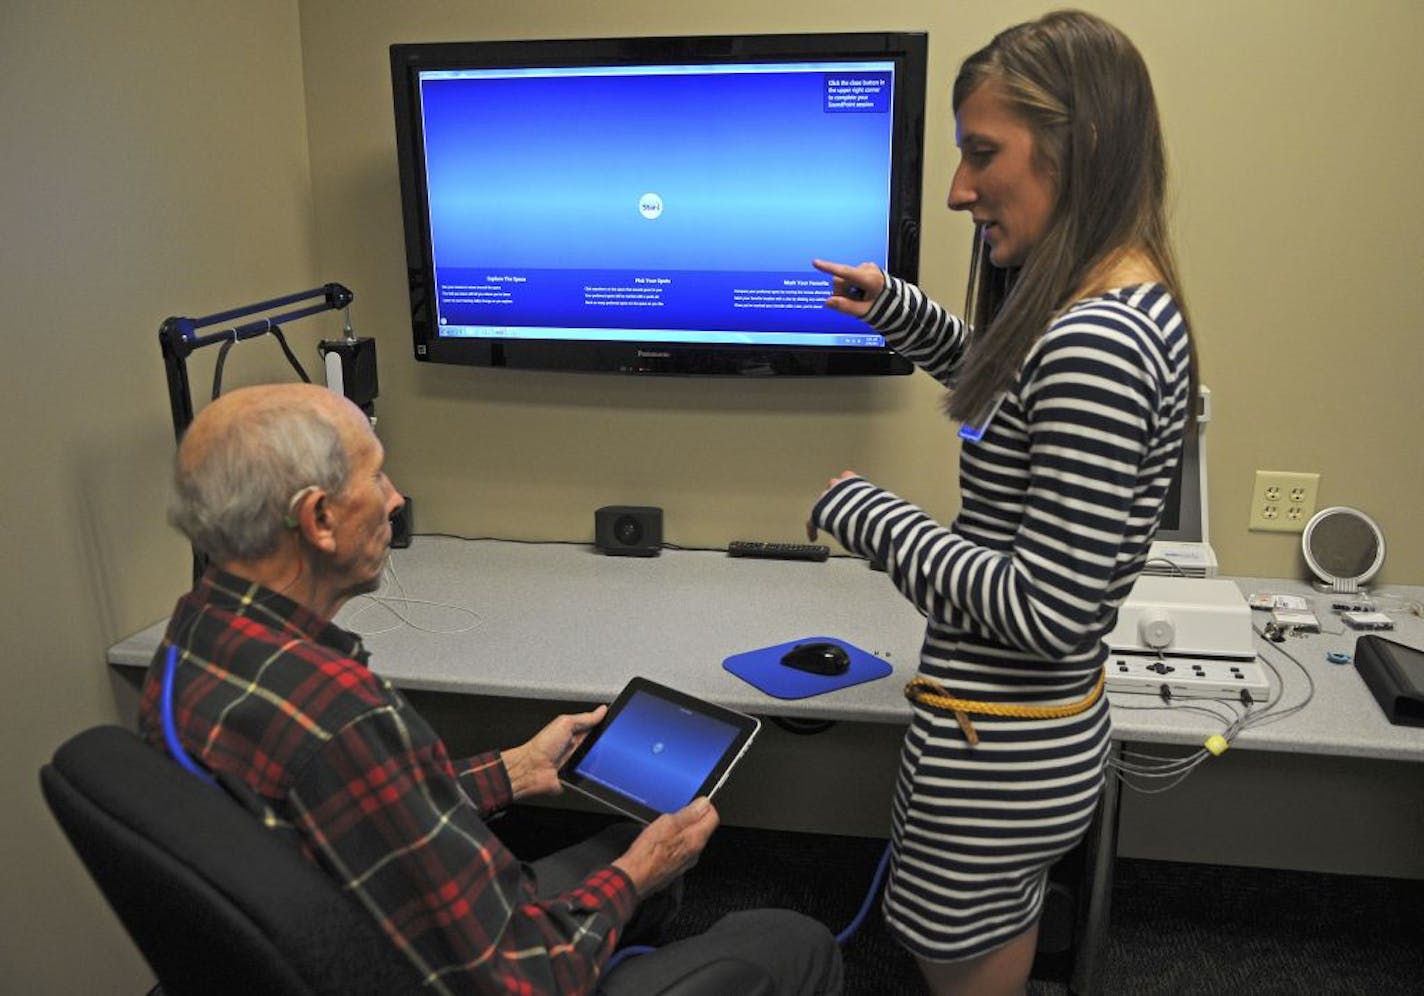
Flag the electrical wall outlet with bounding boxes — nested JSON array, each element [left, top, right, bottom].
[[1248, 471, 1320, 532]]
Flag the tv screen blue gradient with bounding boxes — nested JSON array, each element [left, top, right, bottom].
[[418, 63, 895, 346], [572, 690, 741, 814]]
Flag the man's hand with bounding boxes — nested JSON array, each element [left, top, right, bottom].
[[502, 705, 607, 801], [612, 797, 720, 897]]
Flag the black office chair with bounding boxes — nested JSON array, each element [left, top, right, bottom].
[[41, 725, 422, 995], [41, 726, 773, 996]]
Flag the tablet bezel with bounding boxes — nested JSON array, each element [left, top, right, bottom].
[[557, 677, 760, 823]]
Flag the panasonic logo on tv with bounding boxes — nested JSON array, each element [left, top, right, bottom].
[[636, 350, 671, 359]]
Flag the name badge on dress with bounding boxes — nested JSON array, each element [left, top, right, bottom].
[[956, 393, 1006, 443]]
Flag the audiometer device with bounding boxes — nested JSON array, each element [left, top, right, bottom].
[[1106, 576, 1271, 702], [558, 678, 759, 823]]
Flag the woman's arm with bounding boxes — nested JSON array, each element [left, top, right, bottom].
[[812, 315, 1164, 660]]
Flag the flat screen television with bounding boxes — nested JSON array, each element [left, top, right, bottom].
[[390, 32, 927, 376]]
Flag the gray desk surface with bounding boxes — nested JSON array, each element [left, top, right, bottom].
[[108, 537, 1424, 763]]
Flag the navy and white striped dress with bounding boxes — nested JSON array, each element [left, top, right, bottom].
[[812, 275, 1191, 961]]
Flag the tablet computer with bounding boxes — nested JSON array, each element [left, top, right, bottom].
[[558, 677, 760, 823]]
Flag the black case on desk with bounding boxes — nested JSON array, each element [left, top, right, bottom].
[[1354, 635, 1424, 727]]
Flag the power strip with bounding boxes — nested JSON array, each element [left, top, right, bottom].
[[1106, 653, 1272, 703]]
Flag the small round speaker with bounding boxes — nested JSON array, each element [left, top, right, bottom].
[[1302, 506, 1385, 593], [614, 515, 645, 547]]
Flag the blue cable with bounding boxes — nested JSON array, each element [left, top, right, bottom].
[[161, 644, 218, 787], [834, 842, 892, 945], [604, 944, 657, 974], [603, 839, 892, 976]]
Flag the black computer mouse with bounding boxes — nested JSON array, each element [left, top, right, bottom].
[[780, 641, 851, 676]]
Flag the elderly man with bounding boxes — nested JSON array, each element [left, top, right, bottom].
[[138, 383, 842, 995]]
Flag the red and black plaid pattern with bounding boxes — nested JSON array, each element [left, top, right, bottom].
[[138, 567, 636, 994]]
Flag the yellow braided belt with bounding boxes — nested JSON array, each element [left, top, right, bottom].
[[904, 667, 1106, 747]]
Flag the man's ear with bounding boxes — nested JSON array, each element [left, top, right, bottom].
[[291, 490, 338, 553], [310, 493, 340, 553]]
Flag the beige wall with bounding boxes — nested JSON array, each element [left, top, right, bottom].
[[3, 0, 1421, 990], [0, 2, 317, 991]]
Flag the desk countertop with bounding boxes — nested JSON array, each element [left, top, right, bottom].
[[108, 538, 1424, 763]]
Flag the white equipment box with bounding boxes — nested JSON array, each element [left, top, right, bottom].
[[1106, 576, 1271, 702]]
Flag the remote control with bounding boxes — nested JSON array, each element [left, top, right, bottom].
[[727, 541, 830, 562]]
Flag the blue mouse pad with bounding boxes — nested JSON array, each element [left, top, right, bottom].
[[723, 636, 893, 700]]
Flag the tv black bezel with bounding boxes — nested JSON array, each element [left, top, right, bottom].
[[390, 31, 926, 376]]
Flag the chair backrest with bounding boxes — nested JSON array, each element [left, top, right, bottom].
[[40, 725, 422, 996]]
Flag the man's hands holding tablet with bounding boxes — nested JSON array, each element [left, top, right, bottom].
[[498, 699, 719, 898], [551, 677, 759, 897], [613, 797, 720, 898]]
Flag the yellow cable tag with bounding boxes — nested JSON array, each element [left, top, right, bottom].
[[1204, 734, 1229, 756]]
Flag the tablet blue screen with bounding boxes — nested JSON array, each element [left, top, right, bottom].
[[572, 689, 741, 814]]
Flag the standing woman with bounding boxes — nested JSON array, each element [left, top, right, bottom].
[[810, 11, 1197, 995]]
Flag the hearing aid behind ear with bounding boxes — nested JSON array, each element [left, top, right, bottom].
[[284, 485, 320, 528]]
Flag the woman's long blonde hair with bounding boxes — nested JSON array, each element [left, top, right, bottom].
[[947, 10, 1198, 424]]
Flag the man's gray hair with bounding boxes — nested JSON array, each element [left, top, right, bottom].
[[169, 400, 350, 563]]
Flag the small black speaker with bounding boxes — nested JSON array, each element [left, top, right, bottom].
[[595, 505, 662, 557], [390, 496, 413, 549], [319, 337, 379, 416]]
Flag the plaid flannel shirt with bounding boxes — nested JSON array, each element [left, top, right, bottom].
[[138, 567, 636, 994]]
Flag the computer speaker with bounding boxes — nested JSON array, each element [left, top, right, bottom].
[[595, 505, 663, 557], [1302, 506, 1385, 593]]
